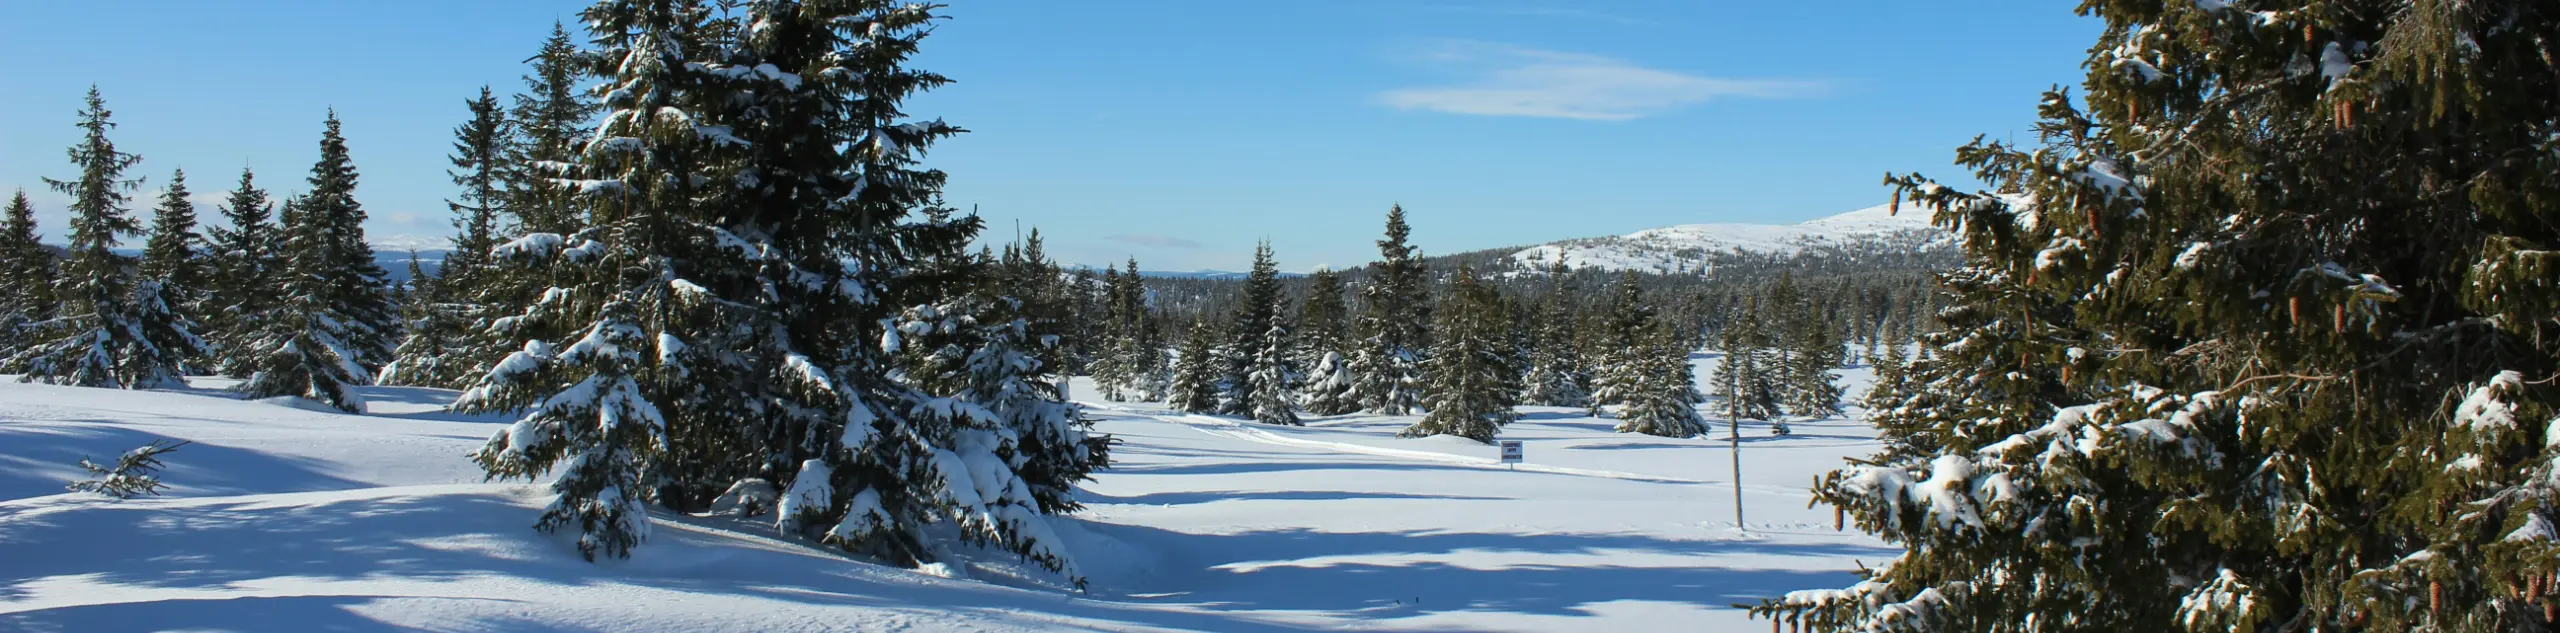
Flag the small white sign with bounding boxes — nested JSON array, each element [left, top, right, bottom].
[[1499, 440, 1523, 464]]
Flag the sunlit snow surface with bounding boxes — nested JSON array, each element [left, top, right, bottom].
[[1511, 203, 1950, 273], [0, 356, 1894, 632]]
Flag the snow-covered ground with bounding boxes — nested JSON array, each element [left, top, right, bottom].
[[0, 357, 1895, 632], [1510, 203, 1951, 273]]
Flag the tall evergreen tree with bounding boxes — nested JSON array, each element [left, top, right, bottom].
[[7, 88, 188, 388], [1711, 299, 1783, 427], [136, 169, 212, 375], [1588, 272, 1657, 412], [233, 195, 375, 412], [381, 88, 512, 389], [1783, 312, 1844, 420], [1521, 261, 1591, 408], [502, 21, 598, 238], [462, 1, 1103, 578], [1403, 266, 1517, 442], [1760, 3, 2560, 630], [202, 169, 278, 377], [1220, 242, 1297, 425], [302, 113, 398, 370], [0, 191, 52, 348], [1349, 204, 1429, 414], [442, 86, 510, 288]]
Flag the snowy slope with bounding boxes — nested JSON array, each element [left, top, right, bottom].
[[0, 358, 1894, 632], [1509, 202, 1950, 273]]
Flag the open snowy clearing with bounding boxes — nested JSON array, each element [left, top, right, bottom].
[[0, 359, 1895, 632]]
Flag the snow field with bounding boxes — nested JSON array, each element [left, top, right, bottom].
[[0, 355, 1893, 632]]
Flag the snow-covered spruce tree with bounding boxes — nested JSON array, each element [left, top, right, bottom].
[[1615, 322, 1707, 438], [1759, 3, 2560, 630], [459, 0, 759, 559], [1402, 266, 1516, 442], [886, 286, 1109, 567], [137, 169, 212, 375], [460, 24, 600, 385], [202, 169, 278, 377], [1859, 322, 1908, 418], [0, 191, 52, 350], [7, 88, 184, 389], [1095, 258, 1167, 401], [440, 85, 510, 296], [1219, 242, 1297, 425], [300, 113, 399, 372], [1297, 268, 1361, 415], [1587, 272, 1656, 413], [1088, 266, 1133, 401], [1168, 319, 1223, 414], [1710, 298, 1783, 428], [378, 254, 477, 388], [466, 1, 1111, 578], [1349, 204, 1429, 414], [1521, 260, 1590, 408], [502, 21, 598, 239], [1783, 314, 1844, 420], [380, 89, 512, 389], [231, 196, 376, 412]]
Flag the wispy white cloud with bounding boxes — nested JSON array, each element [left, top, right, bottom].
[[1416, 5, 1652, 27], [1378, 42, 1825, 121], [1105, 233, 1205, 249]]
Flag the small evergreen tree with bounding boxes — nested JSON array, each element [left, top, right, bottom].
[[1296, 268, 1361, 415], [1615, 323, 1708, 438], [1403, 266, 1517, 442], [1783, 315, 1844, 420], [66, 439, 187, 499], [1168, 319, 1222, 414]]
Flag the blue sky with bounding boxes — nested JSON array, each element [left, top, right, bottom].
[[0, 2, 2098, 271]]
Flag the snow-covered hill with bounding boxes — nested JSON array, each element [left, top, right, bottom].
[[1509, 203, 1952, 274], [0, 359, 1894, 632]]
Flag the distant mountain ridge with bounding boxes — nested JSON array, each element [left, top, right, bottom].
[[1505, 203, 1954, 274]]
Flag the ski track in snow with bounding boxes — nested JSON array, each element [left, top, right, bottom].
[[0, 357, 1897, 632]]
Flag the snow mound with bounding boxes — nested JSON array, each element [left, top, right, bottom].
[[1509, 203, 1952, 273]]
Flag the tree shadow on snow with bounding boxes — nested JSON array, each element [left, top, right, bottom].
[[1074, 522, 1898, 622], [1078, 489, 1506, 506], [0, 422, 365, 502]]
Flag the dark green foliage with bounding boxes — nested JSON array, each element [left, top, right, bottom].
[[0, 191, 52, 347], [202, 169, 278, 377], [66, 439, 187, 499], [1520, 261, 1590, 408], [1762, 3, 2560, 630], [1297, 268, 1361, 415], [299, 113, 398, 371], [1614, 322, 1707, 438], [8, 88, 188, 389], [1169, 319, 1223, 414], [1222, 242, 1296, 425], [1350, 205, 1429, 414], [1403, 266, 1517, 442], [138, 169, 210, 374]]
